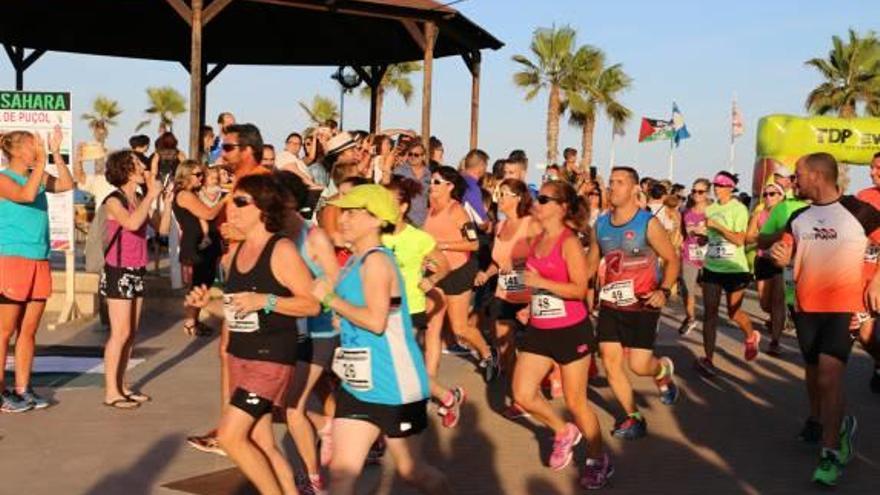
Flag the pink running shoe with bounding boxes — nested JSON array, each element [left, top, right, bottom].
[[439, 387, 466, 428], [745, 332, 762, 362], [549, 423, 582, 471], [502, 402, 531, 420]]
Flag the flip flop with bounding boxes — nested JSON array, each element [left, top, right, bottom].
[[183, 321, 197, 336], [124, 391, 151, 403], [103, 398, 140, 409]]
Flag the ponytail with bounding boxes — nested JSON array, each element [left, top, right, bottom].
[[546, 180, 591, 242]]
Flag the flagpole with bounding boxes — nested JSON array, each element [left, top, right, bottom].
[[608, 131, 617, 179], [667, 140, 675, 180], [729, 135, 736, 173]]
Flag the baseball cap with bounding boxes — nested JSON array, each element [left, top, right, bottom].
[[328, 184, 399, 225]]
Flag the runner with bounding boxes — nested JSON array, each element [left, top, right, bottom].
[[0, 128, 74, 412], [746, 183, 785, 355], [475, 178, 538, 418], [696, 171, 760, 377], [678, 178, 710, 336], [383, 176, 465, 428], [594, 166, 680, 440], [310, 184, 450, 495], [268, 172, 340, 495], [424, 166, 499, 382], [854, 151, 880, 393], [512, 180, 613, 489], [186, 174, 319, 495], [769, 152, 879, 486]]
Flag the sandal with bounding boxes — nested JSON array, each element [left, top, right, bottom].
[[124, 391, 151, 403], [183, 321, 197, 336], [103, 398, 140, 409]]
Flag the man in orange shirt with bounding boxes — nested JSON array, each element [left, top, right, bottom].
[[188, 123, 271, 455]]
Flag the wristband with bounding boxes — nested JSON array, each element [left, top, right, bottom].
[[322, 292, 337, 310], [659, 287, 672, 298], [263, 294, 277, 314]]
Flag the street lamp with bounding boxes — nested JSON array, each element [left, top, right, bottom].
[[331, 66, 362, 130]]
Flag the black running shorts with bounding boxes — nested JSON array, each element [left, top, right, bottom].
[[793, 312, 855, 365], [519, 319, 595, 364], [335, 388, 428, 438], [597, 307, 661, 350]]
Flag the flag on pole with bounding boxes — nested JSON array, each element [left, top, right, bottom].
[[731, 100, 744, 139], [671, 102, 690, 146], [638, 117, 673, 142]]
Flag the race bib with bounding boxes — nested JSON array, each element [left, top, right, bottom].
[[866, 244, 880, 264], [599, 279, 638, 306], [332, 347, 372, 391], [498, 270, 526, 293], [223, 294, 260, 333], [687, 243, 707, 261], [707, 241, 736, 259], [531, 290, 567, 319]]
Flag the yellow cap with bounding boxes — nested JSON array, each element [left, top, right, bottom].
[[328, 184, 399, 225]]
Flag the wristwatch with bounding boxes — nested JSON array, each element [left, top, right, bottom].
[[659, 287, 672, 298]]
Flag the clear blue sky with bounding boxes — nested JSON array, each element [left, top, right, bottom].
[[1, 0, 877, 189]]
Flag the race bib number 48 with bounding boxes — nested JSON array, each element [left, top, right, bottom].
[[599, 279, 637, 306], [531, 290, 567, 319], [332, 347, 373, 391], [223, 294, 260, 333]]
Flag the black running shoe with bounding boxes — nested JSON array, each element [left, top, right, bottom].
[[798, 418, 823, 443]]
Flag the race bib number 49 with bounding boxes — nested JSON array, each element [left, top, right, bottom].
[[599, 279, 637, 306], [531, 290, 567, 319], [332, 348, 373, 391], [223, 294, 260, 333]]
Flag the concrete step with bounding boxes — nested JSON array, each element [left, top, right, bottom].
[[50, 270, 100, 294], [45, 291, 98, 315]]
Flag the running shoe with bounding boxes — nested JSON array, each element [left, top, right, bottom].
[[580, 453, 615, 490], [318, 423, 333, 467], [548, 422, 582, 471], [20, 387, 50, 410], [798, 418, 823, 444], [295, 473, 327, 495], [812, 450, 842, 487], [655, 357, 679, 405], [443, 343, 472, 356], [186, 432, 227, 456], [744, 332, 761, 361], [612, 414, 647, 440], [767, 340, 782, 358], [838, 416, 857, 465], [870, 368, 880, 394], [366, 437, 386, 465], [501, 402, 531, 420], [438, 387, 466, 429], [694, 357, 718, 378], [0, 390, 32, 413], [480, 347, 500, 383], [677, 318, 697, 336]]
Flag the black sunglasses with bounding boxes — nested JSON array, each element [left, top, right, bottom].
[[232, 195, 254, 208], [536, 194, 561, 205], [221, 143, 243, 152], [692, 189, 707, 194], [763, 192, 780, 198]]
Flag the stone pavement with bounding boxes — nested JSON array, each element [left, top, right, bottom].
[[1, 273, 878, 494]]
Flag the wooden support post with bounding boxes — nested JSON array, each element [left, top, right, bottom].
[[462, 51, 481, 150], [2, 45, 44, 91], [188, 0, 204, 159], [420, 21, 438, 150]]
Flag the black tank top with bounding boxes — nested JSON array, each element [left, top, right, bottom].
[[173, 191, 203, 263], [225, 234, 298, 363]]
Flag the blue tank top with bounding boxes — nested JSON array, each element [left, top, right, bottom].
[[595, 209, 659, 311], [334, 246, 429, 405], [0, 169, 50, 260], [295, 226, 337, 338]]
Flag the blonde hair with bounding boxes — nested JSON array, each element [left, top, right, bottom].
[[1, 130, 34, 161], [174, 159, 203, 191]]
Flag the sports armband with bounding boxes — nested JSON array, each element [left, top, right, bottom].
[[461, 222, 479, 242]]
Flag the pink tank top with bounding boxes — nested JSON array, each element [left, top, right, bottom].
[[526, 228, 587, 329], [492, 217, 532, 303], [423, 200, 470, 270], [104, 195, 148, 269]]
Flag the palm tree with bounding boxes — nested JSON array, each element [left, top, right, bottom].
[[805, 29, 880, 117], [568, 57, 633, 169], [513, 25, 598, 163], [299, 94, 340, 126], [80, 96, 122, 146], [359, 62, 421, 130], [135, 86, 187, 133]]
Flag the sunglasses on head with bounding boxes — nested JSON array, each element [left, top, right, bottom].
[[536, 194, 561, 205], [221, 143, 243, 152], [232, 195, 254, 208]]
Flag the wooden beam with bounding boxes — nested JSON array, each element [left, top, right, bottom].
[[21, 48, 46, 70], [421, 21, 437, 150], [466, 51, 481, 149], [165, 0, 193, 25], [188, 0, 204, 159], [401, 19, 426, 51], [3, 44, 22, 68], [247, 0, 448, 24], [205, 63, 228, 85], [204, 0, 235, 25]]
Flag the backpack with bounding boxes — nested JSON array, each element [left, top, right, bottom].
[[84, 190, 129, 273]]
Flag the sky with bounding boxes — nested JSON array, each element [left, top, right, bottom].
[[1, 0, 877, 190]]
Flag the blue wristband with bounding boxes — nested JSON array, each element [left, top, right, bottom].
[[263, 294, 277, 314]]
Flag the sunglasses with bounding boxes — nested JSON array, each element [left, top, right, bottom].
[[192, 171, 204, 178], [431, 178, 450, 186], [408, 152, 424, 158], [692, 189, 707, 195], [712, 183, 732, 189], [232, 195, 254, 208], [221, 143, 243, 152], [498, 190, 519, 198], [763, 192, 780, 198], [536, 194, 561, 205], [588, 191, 601, 197]]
